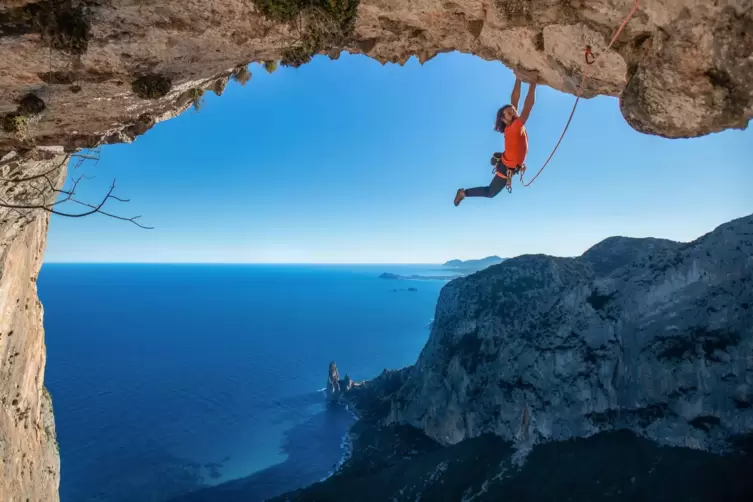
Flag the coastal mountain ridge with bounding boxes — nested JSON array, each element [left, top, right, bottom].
[[442, 255, 505, 271]]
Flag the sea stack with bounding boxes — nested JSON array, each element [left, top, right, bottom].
[[343, 374, 353, 392], [326, 361, 342, 400]]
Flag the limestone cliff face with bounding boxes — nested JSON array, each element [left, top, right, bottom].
[[0, 0, 751, 154], [0, 149, 65, 502], [385, 214, 753, 453]]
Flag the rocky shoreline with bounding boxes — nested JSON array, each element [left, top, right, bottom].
[[325, 362, 414, 421], [272, 361, 753, 502]]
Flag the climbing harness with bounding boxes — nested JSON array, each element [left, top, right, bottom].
[[504, 165, 526, 193], [490, 152, 525, 193], [518, 0, 642, 188]]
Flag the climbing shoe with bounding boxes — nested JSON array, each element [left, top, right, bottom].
[[454, 188, 465, 206]]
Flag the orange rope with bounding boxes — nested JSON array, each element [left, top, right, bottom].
[[520, 0, 642, 187]]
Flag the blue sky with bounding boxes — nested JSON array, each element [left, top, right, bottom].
[[44, 51, 753, 264]]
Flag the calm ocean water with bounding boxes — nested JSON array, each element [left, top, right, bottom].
[[38, 264, 446, 502]]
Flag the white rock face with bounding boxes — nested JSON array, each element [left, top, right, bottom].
[[386, 214, 753, 453], [0, 150, 66, 502]]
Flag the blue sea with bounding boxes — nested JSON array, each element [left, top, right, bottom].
[[38, 264, 446, 502]]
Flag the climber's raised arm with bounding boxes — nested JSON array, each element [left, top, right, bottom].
[[519, 78, 537, 124], [510, 77, 521, 110]]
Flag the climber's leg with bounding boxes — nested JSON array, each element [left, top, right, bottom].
[[455, 174, 506, 205]]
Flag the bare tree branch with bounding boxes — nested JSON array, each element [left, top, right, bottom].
[[0, 155, 69, 184], [28, 181, 47, 199], [0, 153, 153, 229], [71, 156, 87, 170], [69, 199, 154, 229], [1, 180, 114, 217], [6, 205, 24, 218], [70, 149, 102, 170]]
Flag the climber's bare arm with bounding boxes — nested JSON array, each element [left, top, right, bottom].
[[519, 80, 537, 124], [510, 77, 521, 110]]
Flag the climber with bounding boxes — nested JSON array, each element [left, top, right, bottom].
[[453, 71, 538, 206]]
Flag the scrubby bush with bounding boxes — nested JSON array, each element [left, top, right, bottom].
[[231, 66, 252, 85], [264, 60, 278, 73]]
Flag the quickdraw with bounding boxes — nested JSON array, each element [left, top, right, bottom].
[[585, 45, 596, 65]]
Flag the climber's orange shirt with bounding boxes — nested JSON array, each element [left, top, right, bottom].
[[500, 118, 528, 169]]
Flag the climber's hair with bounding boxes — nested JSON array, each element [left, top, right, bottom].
[[495, 105, 513, 134]]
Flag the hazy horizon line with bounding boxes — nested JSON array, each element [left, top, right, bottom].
[[41, 261, 454, 266]]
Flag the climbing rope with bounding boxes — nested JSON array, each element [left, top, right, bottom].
[[519, 0, 642, 187]]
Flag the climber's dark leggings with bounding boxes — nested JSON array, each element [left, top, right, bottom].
[[465, 174, 507, 198]]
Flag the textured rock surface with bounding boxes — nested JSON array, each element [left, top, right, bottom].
[[0, 0, 751, 153], [326, 361, 342, 400], [326, 361, 358, 402], [384, 213, 753, 453], [0, 149, 65, 502]]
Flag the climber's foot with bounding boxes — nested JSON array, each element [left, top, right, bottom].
[[454, 188, 465, 206]]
